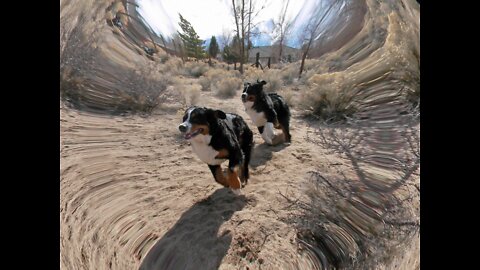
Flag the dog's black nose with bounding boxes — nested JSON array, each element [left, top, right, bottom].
[[179, 125, 187, 132], [241, 93, 247, 102]]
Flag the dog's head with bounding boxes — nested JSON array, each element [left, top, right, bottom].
[[179, 106, 227, 140], [241, 80, 267, 104]]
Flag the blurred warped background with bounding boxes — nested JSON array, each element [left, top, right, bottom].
[[60, 0, 420, 269]]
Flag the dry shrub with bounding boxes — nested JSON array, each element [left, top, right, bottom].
[[199, 68, 240, 92], [161, 57, 183, 76], [262, 69, 283, 92], [60, 25, 170, 115], [213, 77, 243, 98], [299, 72, 355, 121], [198, 76, 211, 91], [243, 68, 283, 93], [277, 89, 296, 108], [280, 63, 300, 85], [183, 61, 209, 78], [181, 83, 202, 106], [243, 67, 264, 83]]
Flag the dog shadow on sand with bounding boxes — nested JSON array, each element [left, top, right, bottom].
[[139, 188, 247, 270], [249, 139, 290, 169]]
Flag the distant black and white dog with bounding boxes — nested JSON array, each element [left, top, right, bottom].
[[241, 80, 291, 145], [179, 106, 254, 193]]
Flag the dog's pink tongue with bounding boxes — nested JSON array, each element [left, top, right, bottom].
[[184, 128, 203, 140]]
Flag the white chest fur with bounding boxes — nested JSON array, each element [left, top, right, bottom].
[[244, 102, 267, 127], [189, 134, 226, 165]]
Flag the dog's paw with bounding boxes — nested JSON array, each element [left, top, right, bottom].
[[231, 189, 242, 195]]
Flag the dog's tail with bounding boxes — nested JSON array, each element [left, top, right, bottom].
[[242, 128, 254, 183]]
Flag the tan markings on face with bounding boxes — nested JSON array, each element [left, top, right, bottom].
[[247, 95, 256, 102], [213, 166, 229, 187], [215, 148, 229, 159], [227, 166, 241, 190], [191, 124, 209, 135]]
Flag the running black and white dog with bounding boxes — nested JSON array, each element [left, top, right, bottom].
[[179, 106, 254, 193], [241, 80, 291, 145]]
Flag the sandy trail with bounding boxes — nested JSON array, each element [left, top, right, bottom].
[[60, 88, 351, 269]]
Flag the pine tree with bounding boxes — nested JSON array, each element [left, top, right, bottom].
[[177, 14, 205, 59], [208, 36, 219, 59], [231, 36, 242, 61], [222, 45, 234, 63]]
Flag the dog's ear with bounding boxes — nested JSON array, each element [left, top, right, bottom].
[[260, 80, 267, 85], [214, 110, 227, 120], [206, 109, 227, 120]]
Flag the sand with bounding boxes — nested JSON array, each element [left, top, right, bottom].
[[60, 88, 367, 269]]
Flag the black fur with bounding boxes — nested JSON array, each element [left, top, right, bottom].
[[225, 113, 254, 181], [242, 80, 292, 142], [180, 106, 254, 185]]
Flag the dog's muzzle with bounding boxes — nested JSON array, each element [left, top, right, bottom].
[[241, 93, 247, 103], [179, 124, 188, 133]]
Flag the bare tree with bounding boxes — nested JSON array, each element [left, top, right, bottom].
[[274, 0, 293, 62], [171, 33, 185, 62], [230, 0, 266, 73], [246, 0, 253, 61], [218, 28, 232, 52], [298, 0, 341, 78]]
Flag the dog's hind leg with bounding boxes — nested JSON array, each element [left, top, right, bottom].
[[240, 130, 254, 186], [280, 120, 291, 143]]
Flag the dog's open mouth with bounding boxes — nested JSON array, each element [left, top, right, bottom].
[[184, 128, 203, 140]]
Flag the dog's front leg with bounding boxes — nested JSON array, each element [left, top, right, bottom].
[[208, 165, 229, 187], [227, 159, 242, 194], [261, 122, 284, 145]]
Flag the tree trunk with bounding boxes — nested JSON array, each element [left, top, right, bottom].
[[255, 52, 260, 68], [232, 0, 242, 74], [267, 57, 271, 69], [279, 38, 283, 62], [160, 34, 167, 51], [277, 0, 290, 62], [298, 51, 308, 78], [246, 0, 252, 63], [172, 39, 177, 55], [239, 0, 245, 74]]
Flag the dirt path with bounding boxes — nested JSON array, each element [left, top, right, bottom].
[[60, 88, 352, 269]]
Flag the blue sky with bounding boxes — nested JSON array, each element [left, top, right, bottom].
[[136, 0, 312, 48]]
